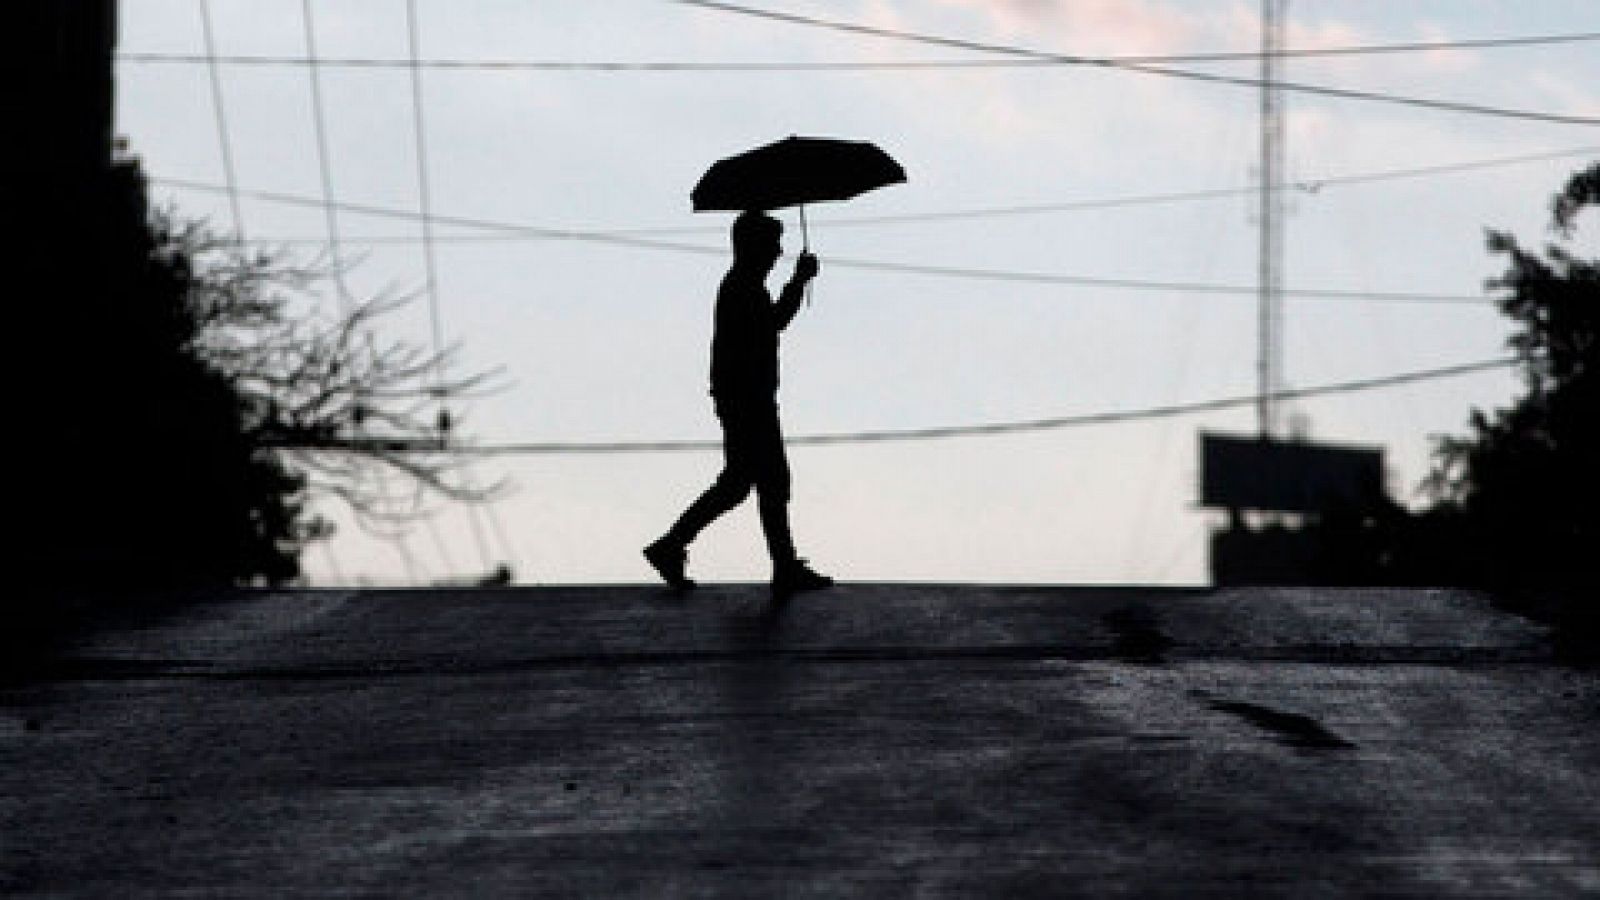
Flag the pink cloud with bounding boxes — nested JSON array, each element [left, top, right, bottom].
[[1531, 71, 1600, 119], [931, 0, 1200, 56], [1217, 2, 1367, 59], [1413, 22, 1477, 75]]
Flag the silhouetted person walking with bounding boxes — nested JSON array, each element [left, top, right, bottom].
[[645, 211, 833, 597]]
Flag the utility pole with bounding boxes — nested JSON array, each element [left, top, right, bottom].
[[1256, 0, 1287, 438], [1205, 0, 1395, 584]]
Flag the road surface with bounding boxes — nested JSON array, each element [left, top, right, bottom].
[[2, 585, 1596, 897]]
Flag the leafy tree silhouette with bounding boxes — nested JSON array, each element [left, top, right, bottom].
[[1291, 163, 1596, 615], [21, 153, 490, 600], [1422, 162, 1598, 593]]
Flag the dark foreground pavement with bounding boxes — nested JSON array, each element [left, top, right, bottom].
[[2, 585, 1596, 897]]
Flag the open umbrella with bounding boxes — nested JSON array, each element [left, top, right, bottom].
[[692, 135, 906, 252]]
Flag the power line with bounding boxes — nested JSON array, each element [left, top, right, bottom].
[[462, 499, 495, 573], [712, 145, 1600, 229], [196, 0, 244, 239], [388, 530, 425, 584], [404, 4, 517, 582], [316, 540, 347, 586], [156, 174, 724, 251], [403, 0, 446, 393], [423, 515, 457, 575], [403, 0, 492, 581], [300, 0, 351, 307], [212, 145, 1600, 239], [151, 175, 1490, 305], [302, 0, 430, 587], [479, 493, 521, 578], [668, 0, 1600, 127], [117, 31, 1600, 70], [1299, 147, 1600, 191], [795, 257, 1488, 304], [288, 358, 1514, 456]]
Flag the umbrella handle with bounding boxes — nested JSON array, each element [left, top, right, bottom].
[[799, 204, 813, 306]]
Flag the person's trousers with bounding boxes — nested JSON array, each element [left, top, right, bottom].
[[665, 398, 795, 564]]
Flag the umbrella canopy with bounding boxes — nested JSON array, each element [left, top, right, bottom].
[[691, 136, 906, 213]]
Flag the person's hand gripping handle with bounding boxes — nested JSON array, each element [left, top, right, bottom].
[[794, 252, 820, 282], [794, 251, 819, 306]]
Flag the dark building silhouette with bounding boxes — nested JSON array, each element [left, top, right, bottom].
[[20, 2, 149, 592], [1200, 431, 1391, 585], [23, 0, 119, 324], [26, 2, 117, 185], [13, 2, 118, 618]]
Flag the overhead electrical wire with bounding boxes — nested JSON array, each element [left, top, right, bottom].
[[774, 257, 1488, 304], [151, 175, 1492, 305], [280, 358, 1515, 456], [391, 530, 425, 583], [201, 145, 1599, 240], [763, 146, 1600, 231], [162, 9, 1546, 580], [480, 496, 520, 578], [196, 0, 245, 240], [300, 0, 452, 583], [299, 0, 351, 307], [404, 0, 445, 387], [118, 30, 1600, 70], [403, 0, 503, 582], [461, 500, 495, 573], [159, 7, 1566, 585], [666, 0, 1600, 127], [317, 541, 348, 586], [423, 516, 457, 574]]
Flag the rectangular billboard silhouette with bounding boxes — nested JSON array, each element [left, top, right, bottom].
[[1200, 432, 1385, 514]]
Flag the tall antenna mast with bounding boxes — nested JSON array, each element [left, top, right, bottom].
[[1257, 0, 1287, 437]]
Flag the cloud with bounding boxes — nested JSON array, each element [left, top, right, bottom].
[[1413, 21, 1478, 75], [1214, 1, 1369, 79], [835, 0, 1231, 155], [1529, 71, 1600, 119], [931, 0, 1200, 56]]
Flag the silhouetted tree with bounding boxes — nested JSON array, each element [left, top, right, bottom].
[[23, 154, 490, 593], [166, 205, 496, 534], [1420, 162, 1599, 592]]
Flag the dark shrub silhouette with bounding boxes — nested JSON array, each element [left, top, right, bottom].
[[20, 154, 491, 599], [1420, 162, 1599, 592]]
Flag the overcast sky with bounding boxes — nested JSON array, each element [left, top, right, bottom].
[[116, 0, 1599, 586]]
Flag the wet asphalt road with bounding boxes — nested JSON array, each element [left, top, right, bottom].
[[2, 585, 1596, 897]]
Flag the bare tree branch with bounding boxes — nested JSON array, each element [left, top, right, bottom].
[[161, 212, 506, 537]]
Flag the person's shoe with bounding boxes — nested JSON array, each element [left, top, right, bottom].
[[771, 558, 833, 598], [644, 539, 696, 590]]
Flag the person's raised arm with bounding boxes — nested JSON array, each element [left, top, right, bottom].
[[774, 252, 819, 332]]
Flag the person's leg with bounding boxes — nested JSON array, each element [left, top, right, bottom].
[[645, 404, 754, 587], [748, 404, 832, 595], [664, 464, 751, 548], [746, 404, 796, 565]]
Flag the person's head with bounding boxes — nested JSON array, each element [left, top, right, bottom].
[[731, 210, 783, 270]]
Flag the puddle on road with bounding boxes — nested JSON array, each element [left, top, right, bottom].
[[1103, 607, 1174, 664], [1203, 698, 1354, 750]]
